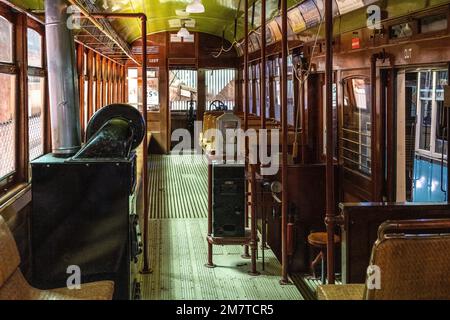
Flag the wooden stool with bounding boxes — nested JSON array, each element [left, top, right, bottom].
[[307, 232, 340, 284]]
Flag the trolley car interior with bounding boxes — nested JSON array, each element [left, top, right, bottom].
[[1, 0, 450, 301]]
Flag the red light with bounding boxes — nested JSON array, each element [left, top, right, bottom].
[[352, 37, 361, 50]]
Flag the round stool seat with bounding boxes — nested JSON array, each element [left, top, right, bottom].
[[308, 232, 340, 248]]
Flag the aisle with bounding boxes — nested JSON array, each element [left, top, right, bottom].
[[138, 154, 303, 300]]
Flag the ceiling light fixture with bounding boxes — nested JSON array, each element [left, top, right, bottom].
[[177, 27, 191, 38], [186, 0, 205, 14]]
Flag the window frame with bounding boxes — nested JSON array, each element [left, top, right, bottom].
[[27, 20, 47, 163], [340, 75, 372, 178], [0, 10, 19, 193]]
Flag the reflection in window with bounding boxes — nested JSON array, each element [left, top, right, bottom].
[[0, 74, 16, 179], [27, 29, 42, 68], [341, 77, 371, 176], [28, 76, 45, 160], [0, 16, 12, 63]]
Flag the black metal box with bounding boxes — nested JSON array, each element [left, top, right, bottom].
[[30, 153, 141, 300], [212, 163, 246, 237]]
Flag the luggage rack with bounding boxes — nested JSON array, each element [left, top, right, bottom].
[[205, 153, 260, 276]]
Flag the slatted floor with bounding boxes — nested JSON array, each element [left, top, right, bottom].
[[148, 154, 208, 219], [138, 154, 303, 300]]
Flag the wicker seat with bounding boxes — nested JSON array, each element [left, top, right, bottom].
[[307, 232, 340, 284], [0, 216, 114, 300], [318, 219, 450, 300]]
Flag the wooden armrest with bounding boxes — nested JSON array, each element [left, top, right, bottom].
[[317, 284, 365, 300]]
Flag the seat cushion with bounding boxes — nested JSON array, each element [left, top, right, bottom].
[[0, 270, 114, 300], [50, 281, 115, 300], [0, 216, 21, 287], [317, 284, 366, 300], [308, 232, 340, 248]]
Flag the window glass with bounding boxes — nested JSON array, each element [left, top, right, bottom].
[[170, 69, 197, 111], [127, 68, 138, 107], [342, 77, 372, 176], [255, 64, 260, 117], [434, 71, 448, 155], [27, 28, 42, 68], [28, 76, 45, 160], [248, 66, 253, 114], [418, 72, 433, 151], [0, 16, 12, 63], [287, 56, 294, 126], [206, 69, 236, 111], [420, 14, 448, 34], [0, 74, 16, 179], [84, 81, 88, 127]]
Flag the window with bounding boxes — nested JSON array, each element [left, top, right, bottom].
[[127, 68, 138, 107], [255, 64, 260, 116], [27, 28, 42, 68], [170, 69, 197, 111], [248, 66, 253, 113], [389, 22, 414, 39], [287, 55, 294, 126], [28, 76, 45, 160], [420, 14, 448, 34], [416, 70, 449, 159], [127, 68, 159, 111], [206, 69, 236, 111], [341, 77, 372, 176], [0, 73, 16, 181], [0, 15, 16, 184], [27, 28, 45, 161], [265, 61, 270, 119], [272, 58, 281, 121], [0, 16, 12, 63]]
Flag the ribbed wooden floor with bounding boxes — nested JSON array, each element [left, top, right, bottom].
[[148, 155, 208, 219], [138, 154, 303, 300]]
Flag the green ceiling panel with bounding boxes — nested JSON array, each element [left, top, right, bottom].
[[9, 0, 450, 44]]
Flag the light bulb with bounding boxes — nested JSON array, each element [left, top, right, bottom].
[[186, 0, 205, 13], [177, 27, 190, 38]]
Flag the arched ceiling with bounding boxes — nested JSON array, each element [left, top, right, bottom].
[[10, 0, 300, 42], [85, 0, 300, 43], [10, 0, 450, 45]]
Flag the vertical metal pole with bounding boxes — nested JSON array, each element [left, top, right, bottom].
[[260, 0, 267, 261], [206, 161, 215, 267], [447, 63, 450, 202], [324, 0, 336, 285], [280, 0, 289, 285], [141, 15, 152, 274], [260, 0, 266, 129], [249, 164, 260, 275], [243, 0, 251, 259]]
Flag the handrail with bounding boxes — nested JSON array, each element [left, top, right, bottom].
[[378, 219, 450, 239]]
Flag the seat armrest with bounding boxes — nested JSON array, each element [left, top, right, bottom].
[[317, 284, 366, 300]]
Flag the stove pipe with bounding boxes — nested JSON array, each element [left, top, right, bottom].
[[45, 0, 81, 156]]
